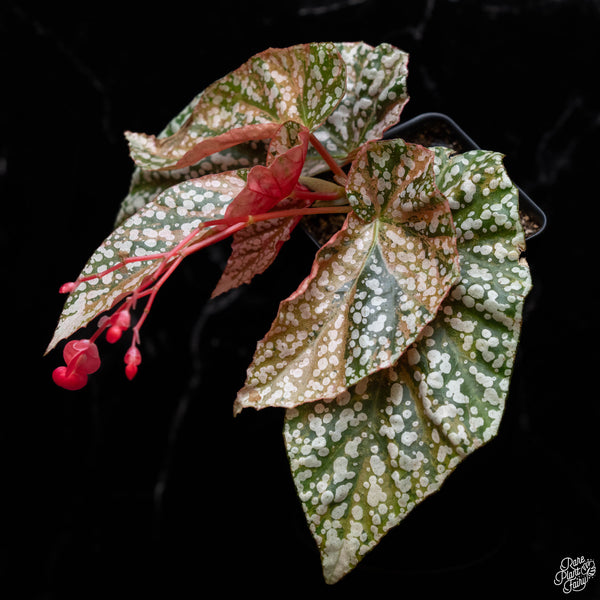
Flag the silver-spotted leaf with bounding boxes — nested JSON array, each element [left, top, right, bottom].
[[47, 171, 249, 352], [303, 42, 409, 176], [283, 147, 532, 584], [233, 140, 460, 414], [116, 87, 268, 226], [125, 43, 346, 171]]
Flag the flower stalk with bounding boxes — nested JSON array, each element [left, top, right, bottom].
[[52, 181, 351, 390]]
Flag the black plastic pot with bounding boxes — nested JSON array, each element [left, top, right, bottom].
[[383, 112, 547, 240]]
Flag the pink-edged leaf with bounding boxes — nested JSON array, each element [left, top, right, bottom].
[[224, 121, 309, 222], [234, 140, 461, 414], [116, 89, 269, 226], [47, 171, 250, 353], [212, 196, 312, 298], [126, 123, 281, 172], [126, 43, 346, 171]]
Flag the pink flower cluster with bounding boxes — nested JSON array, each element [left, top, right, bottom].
[[51, 120, 346, 391], [52, 339, 101, 390], [52, 308, 142, 390]]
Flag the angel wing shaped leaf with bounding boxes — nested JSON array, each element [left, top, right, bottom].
[[234, 140, 460, 413], [283, 147, 531, 584]]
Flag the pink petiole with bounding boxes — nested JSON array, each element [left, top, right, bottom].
[[308, 133, 348, 185]]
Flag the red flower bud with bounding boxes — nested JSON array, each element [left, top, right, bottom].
[[125, 363, 138, 381], [52, 366, 88, 390], [124, 346, 142, 366], [124, 346, 142, 380], [106, 325, 123, 344], [59, 282, 77, 294]]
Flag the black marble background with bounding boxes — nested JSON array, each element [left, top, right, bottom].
[[4, 1, 600, 598]]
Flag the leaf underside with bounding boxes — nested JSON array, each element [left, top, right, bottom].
[[283, 147, 531, 584], [234, 140, 460, 414], [212, 195, 312, 298], [212, 122, 312, 297]]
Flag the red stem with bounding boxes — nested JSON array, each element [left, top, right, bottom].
[[251, 205, 351, 224], [308, 133, 347, 185], [201, 205, 351, 230], [180, 221, 247, 257], [132, 255, 185, 336], [71, 199, 352, 346], [126, 206, 350, 331], [70, 184, 349, 292], [291, 189, 343, 202], [73, 253, 168, 286], [70, 223, 223, 291], [120, 221, 246, 338]]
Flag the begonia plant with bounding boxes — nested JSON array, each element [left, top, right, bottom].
[[47, 42, 532, 584]]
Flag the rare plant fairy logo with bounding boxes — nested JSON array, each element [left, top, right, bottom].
[[554, 556, 596, 594]]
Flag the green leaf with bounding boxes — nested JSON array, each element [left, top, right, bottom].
[[233, 140, 460, 414], [125, 42, 346, 171], [303, 42, 409, 176], [46, 171, 249, 352], [283, 147, 532, 584]]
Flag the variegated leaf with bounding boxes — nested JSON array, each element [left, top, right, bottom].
[[283, 147, 532, 584], [303, 42, 409, 176], [125, 43, 346, 171], [47, 171, 250, 352], [233, 140, 460, 414], [115, 88, 268, 226]]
